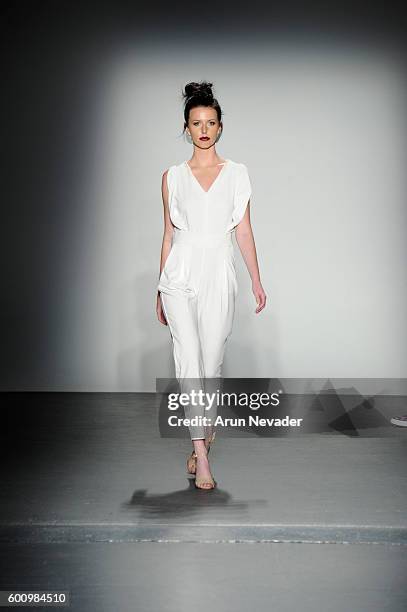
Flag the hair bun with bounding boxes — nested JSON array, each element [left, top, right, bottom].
[[183, 81, 214, 102]]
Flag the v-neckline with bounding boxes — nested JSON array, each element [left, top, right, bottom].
[[185, 159, 229, 194]]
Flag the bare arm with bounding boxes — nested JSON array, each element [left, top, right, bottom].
[[235, 202, 267, 313]]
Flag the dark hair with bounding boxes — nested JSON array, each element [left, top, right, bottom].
[[181, 81, 223, 134]]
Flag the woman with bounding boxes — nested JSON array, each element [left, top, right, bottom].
[[156, 81, 267, 490]]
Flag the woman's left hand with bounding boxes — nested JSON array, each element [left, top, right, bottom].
[[252, 280, 267, 313]]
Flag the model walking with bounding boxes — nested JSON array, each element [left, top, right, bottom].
[[156, 81, 266, 490]]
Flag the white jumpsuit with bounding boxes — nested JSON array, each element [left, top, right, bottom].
[[158, 158, 252, 440]]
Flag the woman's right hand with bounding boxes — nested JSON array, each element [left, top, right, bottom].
[[156, 292, 168, 325]]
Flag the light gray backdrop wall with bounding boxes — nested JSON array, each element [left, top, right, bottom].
[[3, 6, 406, 392], [67, 45, 406, 391]]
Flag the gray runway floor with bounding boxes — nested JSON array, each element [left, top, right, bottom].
[[0, 392, 406, 611]]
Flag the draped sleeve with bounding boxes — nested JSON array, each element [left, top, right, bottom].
[[165, 165, 188, 230], [166, 165, 176, 218], [229, 163, 252, 231]]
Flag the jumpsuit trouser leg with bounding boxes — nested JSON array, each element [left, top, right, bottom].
[[159, 231, 236, 441]]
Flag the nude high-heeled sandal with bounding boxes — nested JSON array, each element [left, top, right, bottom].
[[186, 431, 216, 475], [186, 450, 198, 475], [194, 453, 217, 490]]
